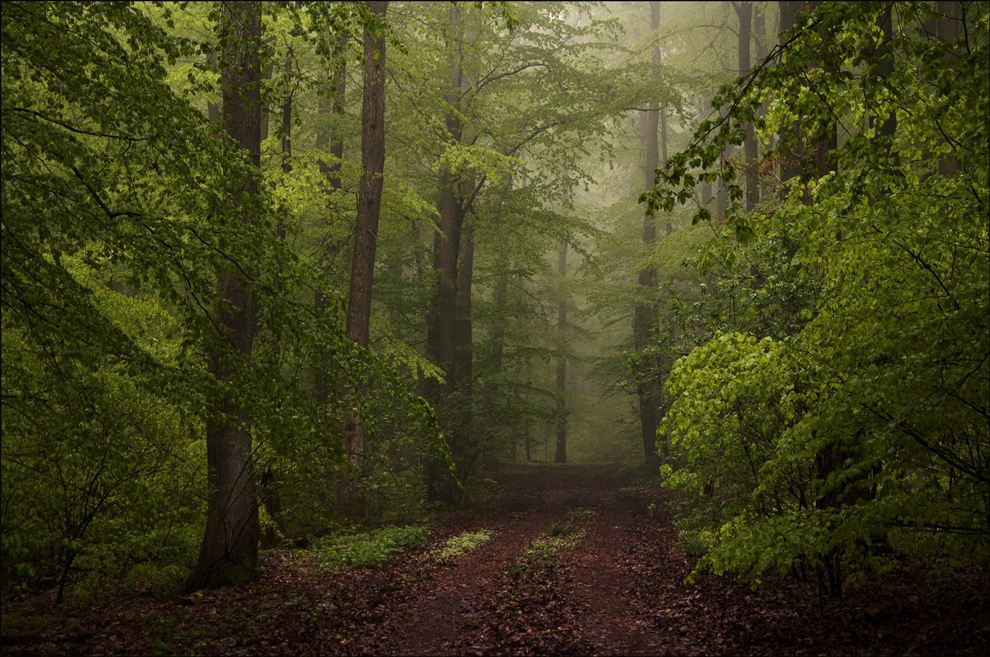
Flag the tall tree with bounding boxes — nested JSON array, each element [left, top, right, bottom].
[[732, 1, 759, 210], [424, 4, 467, 503], [648, 0, 989, 598], [188, 1, 264, 591], [314, 35, 348, 407], [633, 0, 662, 464], [341, 0, 389, 516], [778, 1, 803, 184], [554, 240, 569, 464]]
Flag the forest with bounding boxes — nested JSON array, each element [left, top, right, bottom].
[[1, 1, 987, 655]]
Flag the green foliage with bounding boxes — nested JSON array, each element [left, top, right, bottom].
[[313, 525, 430, 571], [1, 0, 450, 595], [425, 529, 495, 563], [652, 1, 990, 592], [545, 523, 579, 537]]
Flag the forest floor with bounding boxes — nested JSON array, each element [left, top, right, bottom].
[[1, 462, 987, 656]]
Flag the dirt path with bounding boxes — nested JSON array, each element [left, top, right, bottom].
[[1, 463, 986, 656], [367, 463, 677, 656]]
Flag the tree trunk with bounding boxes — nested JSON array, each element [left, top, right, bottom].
[[735, 1, 759, 211], [634, 0, 662, 465], [427, 5, 465, 504], [314, 39, 347, 406], [555, 242, 568, 464], [455, 216, 474, 451], [341, 0, 388, 518], [187, 1, 263, 592], [778, 1, 803, 185]]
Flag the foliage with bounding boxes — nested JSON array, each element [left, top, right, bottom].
[[313, 525, 430, 571], [545, 522, 579, 537], [426, 529, 496, 563], [650, 1, 990, 591], [0, 0, 448, 595]]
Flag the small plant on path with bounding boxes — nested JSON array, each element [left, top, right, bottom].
[[314, 525, 430, 570], [425, 529, 495, 563]]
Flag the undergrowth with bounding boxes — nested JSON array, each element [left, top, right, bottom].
[[425, 529, 495, 563], [311, 525, 430, 570]]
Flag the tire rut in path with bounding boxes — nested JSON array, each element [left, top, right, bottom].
[[380, 463, 665, 656], [379, 508, 561, 655], [555, 492, 664, 656]]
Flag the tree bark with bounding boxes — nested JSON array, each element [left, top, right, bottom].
[[314, 38, 347, 406], [555, 241, 568, 464], [454, 216, 474, 450], [187, 1, 263, 592], [778, 1, 803, 185], [341, 0, 388, 518], [427, 4, 465, 504], [734, 1, 759, 211], [634, 0, 662, 465]]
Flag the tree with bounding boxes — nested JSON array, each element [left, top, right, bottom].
[[633, 1, 663, 464], [554, 240, 569, 464], [1, 0, 446, 596], [340, 0, 389, 519], [648, 0, 989, 593], [188, 1, 265, 591], [731, 1, 760, 211]]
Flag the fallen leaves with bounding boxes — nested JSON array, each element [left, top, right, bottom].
[[1, 464, 987, 656]]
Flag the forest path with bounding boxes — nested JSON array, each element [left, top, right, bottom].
[[381, 463, 672, 655], [2, 463, 986, 656]]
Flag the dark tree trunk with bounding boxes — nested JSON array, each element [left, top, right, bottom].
[[633, 1, 662, 465], [187, 1, 263, 592], [779, 1, 804, 185], [341, 0, 388, 518], [314, 39, 347, 406], [555, 242, 568, 464], [454, 217, 474, 447], [426, 5, 465, 504], [734, 1, 759, 211]]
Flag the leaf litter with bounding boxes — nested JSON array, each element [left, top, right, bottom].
[[1, 463, 986, 656]]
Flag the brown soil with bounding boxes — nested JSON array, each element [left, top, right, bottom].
[[2, 463, 987, 656]]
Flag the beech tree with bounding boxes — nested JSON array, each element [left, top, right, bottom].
[[648, 0, 989, 594], [187, 2, 264, 591], [340, 0, 389, 519]]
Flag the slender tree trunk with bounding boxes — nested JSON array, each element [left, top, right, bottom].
[[632, 1, 662, 465], [314, 40, 347, 406], [340, 0, 388, 518], [779, 1, 803, 186], [454, 216, 474, 452], [734, 1, 759, 211], [555, 242, 568, 464], [187, 1, 263, 592]]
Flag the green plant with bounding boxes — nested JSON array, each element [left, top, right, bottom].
[[545, 523, 578, 537], [425, 529, 495, 563], [679, 531, 711, 558], [314, 525, 430, 570]]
